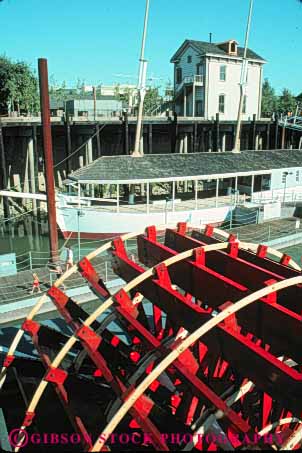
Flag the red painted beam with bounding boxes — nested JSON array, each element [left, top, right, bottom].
[[165, 228, 302, 313], [112, 243, 302, 411], [137, 233, 302, 362], [192, 229, 300, 279]]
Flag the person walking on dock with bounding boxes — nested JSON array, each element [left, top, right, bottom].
[[65, 246, 74, 271], [49, 264, 66, 290], [31, 273, 41, 294]]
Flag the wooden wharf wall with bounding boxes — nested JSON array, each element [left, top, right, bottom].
[[0, 114, 301, 194]]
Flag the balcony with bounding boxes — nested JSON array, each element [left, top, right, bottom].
[[176, 75, 204, 93]]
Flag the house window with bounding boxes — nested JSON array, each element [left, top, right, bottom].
[[296, 170, 299, 182], [176, 67, 182, 84], [218, 94, 225, 114], [196, 63, 203, 75], [282, 172, 287, 184], [243, 95, 247, 114], [220, 65, 226, 81], [196, 100, 204, 117], [230, 42, 236, 53], [187, 55, 192, 63]]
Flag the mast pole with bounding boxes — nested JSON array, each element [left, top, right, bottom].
[[38, 58, 59, 262], [233, 0, 254, 153], [133, 0, 150, 157]]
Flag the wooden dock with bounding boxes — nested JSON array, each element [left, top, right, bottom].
[[0, 254, 116, 308]]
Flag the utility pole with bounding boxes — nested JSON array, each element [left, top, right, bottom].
[[38, 58, 59, 262], [93, 86, 97, 121], [0, 125, 10, 220], [132, 0, 150, 157], [233, 0, 254, 153]]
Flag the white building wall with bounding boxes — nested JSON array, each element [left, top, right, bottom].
[[271, 168, 302, 190], [206, 58, 262, 120]]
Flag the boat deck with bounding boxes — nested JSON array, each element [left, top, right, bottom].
[[230, 217, 302, 243]]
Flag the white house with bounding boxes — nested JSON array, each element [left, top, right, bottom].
[[171, 39, 266, 120]]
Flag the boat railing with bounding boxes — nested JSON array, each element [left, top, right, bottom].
[[60, 193, 242, 214]]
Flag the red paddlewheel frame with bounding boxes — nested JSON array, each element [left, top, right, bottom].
[[1, 223, 302, 451]]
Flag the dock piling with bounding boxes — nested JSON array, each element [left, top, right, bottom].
[[38, 58, 59, 263]]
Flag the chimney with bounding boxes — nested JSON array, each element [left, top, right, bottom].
[[209, 33, 212, 43]]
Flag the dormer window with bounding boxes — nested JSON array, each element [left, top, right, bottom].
[[217, 39, 238, 56], [229, 40, 238, 55], [187, 55, 192, 63]]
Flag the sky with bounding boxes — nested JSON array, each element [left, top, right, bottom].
[[0, 0, 301, 94]]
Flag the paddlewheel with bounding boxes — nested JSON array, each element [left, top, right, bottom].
[[1, 223, 302, 451]]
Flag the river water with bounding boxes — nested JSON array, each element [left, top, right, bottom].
[[0, 220, 109, 270]]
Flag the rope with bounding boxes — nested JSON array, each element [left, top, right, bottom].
[[53, 123, 107, 169]]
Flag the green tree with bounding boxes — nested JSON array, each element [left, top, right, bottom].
[[114, 84, 121, 101], [49, 80, 71, 105], [261, 79, 277, 117], [277, 88, 297, 115], [0, 56, 39, 115], [143, 86, 163, 114]]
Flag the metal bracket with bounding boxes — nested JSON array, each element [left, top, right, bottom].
[[48, 286, 73, 323], [3, 355, 15, 368], [177, 222, 187, 235], [113, 237, 127, 258], [154, 263, 172, 288], [23, 411, 35, 427], [78, 257, 99, 283], [22, 320, 40, 336], [204, 224, 214, 237], [146, 225, 156, 241], [264, 279, 277, 304], [281, 254, 291, 266], [194, 247, 205, 266], [114, 289, 139, 319], [78, 258, 110, 299], [229, 241, 239, 258], [257, 245, 268, 258], [219, 301, 239, 332], [48, 286, 69, 307], [77, 326, 101, 352], [45, 367, 68, 385]]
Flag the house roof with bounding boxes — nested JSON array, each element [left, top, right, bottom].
[[170, 39, 266, 63], [66, 95, 118, 102], [50, 99, 64, 110], [69, 150, 302, 184]]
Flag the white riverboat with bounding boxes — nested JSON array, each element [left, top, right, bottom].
[[54, 149, 302, 239], [1, 150, 302, 239]]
